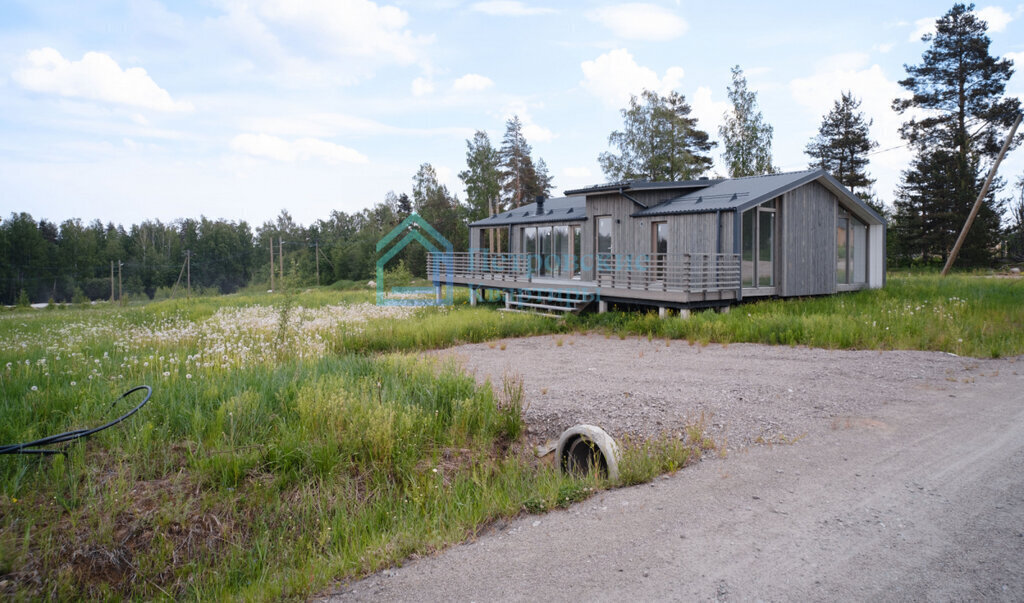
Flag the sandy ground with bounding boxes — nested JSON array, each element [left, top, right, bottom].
[[324, 336, 1024, 601]]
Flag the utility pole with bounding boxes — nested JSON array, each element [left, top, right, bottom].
[[186, 250, 191, 300], [315, 239, 320, 286], [269, 236, 275, 290], [117, 260, 123, 305], [942, 113, 1022, 276], [278, 237, 284, 286], [110, 260, 115, 302]]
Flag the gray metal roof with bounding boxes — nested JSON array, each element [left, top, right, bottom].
[[631, 169, 886, 225], [469, 170, 886, 229], [563, 178, 721, 196], [468, 196, 587, 228]]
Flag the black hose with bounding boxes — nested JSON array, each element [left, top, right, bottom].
[[0, 385, 153, 456]]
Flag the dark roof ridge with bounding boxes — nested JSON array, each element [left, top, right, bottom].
[[725, 168, 819, 180]]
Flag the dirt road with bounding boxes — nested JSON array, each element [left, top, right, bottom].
[[327, 339, 1024, 601]]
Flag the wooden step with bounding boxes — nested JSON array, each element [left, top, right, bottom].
[[498, 308, 562, 318], [508, 300, 577, 312]]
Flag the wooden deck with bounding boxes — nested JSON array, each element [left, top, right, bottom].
[[427, 252, 741, 307]]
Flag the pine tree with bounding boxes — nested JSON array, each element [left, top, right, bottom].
[[534, 158, 554, 197], [1007, 174, 1024, 261], [599, 89, 715, 182], [458, 130, 501, 223], [498, 115, 540, 209], [719, 66, 775, 177], [892, 3, 1020, 265], [805, 91, 878, 196]]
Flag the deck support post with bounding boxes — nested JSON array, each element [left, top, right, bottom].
[[658, 306, 668, 319], [435, 285, 442, 303], [598, 300, 608, 314], [469, 287, 477, 306], [504, 292, 511, 310], [716, 305, 730, 314], [679, 308, 691, 319]]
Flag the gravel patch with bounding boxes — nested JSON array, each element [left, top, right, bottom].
[[435, 333, 1012, 449]]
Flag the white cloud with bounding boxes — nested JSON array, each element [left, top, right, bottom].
[[452, 73, 494, 92], [908, 16, 935, 41], [502, 100, 553, 143], [12, 48, 193, 112], [689, 86, 729, 140], [908, 7, 1011, 42], [580, 48, 684, 108], [240, 112, 472, 139], [434, 165, 459, 192], [975, 6, 1013, 31], [587, 3, 688, 41], [470, 1, 556, 16], [411, 76, 435, 96], [563, 167, 592, 179], [230, 133, 368, 164], [1006, 51, 1024, 65], [874, 42, 894, 53], [789, 53, 914, 199], [222, 0, 432, 68]]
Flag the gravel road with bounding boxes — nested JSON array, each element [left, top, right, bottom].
[[325, 336, 1024, 601]]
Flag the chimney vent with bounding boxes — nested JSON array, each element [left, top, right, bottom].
[[535, 195, 545, 215]]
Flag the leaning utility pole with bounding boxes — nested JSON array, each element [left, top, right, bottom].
[[278, 237, 284, 286], [942, 113, 1022, 276], [315, 239, 320, 286], [117, 260, 123, 305], [110, 261, 115, 302], [269, 237, 275, 290]]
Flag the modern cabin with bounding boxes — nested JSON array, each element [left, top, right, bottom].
[[427, 169, 885, 315]]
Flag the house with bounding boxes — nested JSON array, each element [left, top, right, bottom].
[[428, 169, 885, 315]]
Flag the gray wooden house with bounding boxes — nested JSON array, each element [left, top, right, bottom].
[[428, 169, 885, 315]]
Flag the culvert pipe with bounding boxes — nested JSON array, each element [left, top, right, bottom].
[[555, 424, 620, 481]]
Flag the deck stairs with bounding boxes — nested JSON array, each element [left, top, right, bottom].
[[501, 288, 593, 317]]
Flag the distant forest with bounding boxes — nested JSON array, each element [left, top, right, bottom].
[[0, 199, 457, 305]]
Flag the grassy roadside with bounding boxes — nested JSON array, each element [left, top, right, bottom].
[[563, 273, 1023, 358], [1, 272, 1020, 598], [0, 292, 698, 599]]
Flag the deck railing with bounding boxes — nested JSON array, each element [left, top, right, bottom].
[[427, 252, 536, 281], [594, 252, 741, 293], [428, 251, 741, 294]]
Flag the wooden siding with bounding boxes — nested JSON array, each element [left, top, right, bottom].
[[582, 193, 636, 280], [780, 181, 837, 296]]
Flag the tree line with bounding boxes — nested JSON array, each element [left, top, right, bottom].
[[3, 3, 1022, 305]]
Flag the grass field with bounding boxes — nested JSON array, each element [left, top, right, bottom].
[[1, 273, 1020, 599]]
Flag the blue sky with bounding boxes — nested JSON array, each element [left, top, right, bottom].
[[2, 0, 1023, 227]]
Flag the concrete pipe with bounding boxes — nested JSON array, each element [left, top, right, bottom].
[[555, 424, 620, 481]]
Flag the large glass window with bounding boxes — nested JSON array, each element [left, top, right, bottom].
[[837, 214, 848, 284], [572, 226, 582, 278], [837, 208, 867, 285], [596, 216, 612, 254], [596, 216, 612, 273], [758, 210, 775, 287], [742, 210, 755, 287], [852, 221, 867, 284], [538, 226, 552, 276], [742, 200, 776, 288], [522, 227, 537, 273], [653, 221, 668, 281], [553, 225, 570, 278]]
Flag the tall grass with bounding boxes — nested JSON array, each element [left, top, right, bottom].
[[0, 346, 581, 599], [2, 272, 1020, 598], [566, 273, 1024, 358]]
